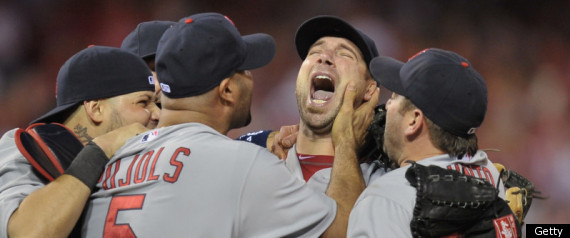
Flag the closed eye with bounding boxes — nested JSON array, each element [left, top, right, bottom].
[[138, 100, 149, 107], [338, 48, 356, 60], [308, 49, 321, 56]]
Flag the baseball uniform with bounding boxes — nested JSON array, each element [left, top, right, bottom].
[[347, 150, 505, 237], [81, 123, 336, 237], [284, 144, 387, 193], [0, 129, 46, 238]]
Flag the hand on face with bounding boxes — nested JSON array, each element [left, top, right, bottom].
[[332, 81, 380, 152], [93, 123, 150, 158], [296, 36, 370, 134]]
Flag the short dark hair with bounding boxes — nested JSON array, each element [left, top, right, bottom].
[[400, 98, 478, 158]]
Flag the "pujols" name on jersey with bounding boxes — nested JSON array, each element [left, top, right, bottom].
[[97, 147, 190, 190]]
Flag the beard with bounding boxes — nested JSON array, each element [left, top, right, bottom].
[[242, 113, 252, 127], [230, 112, 251, 129], [382, 120, 402, 165], [106, 108, 127, 133], [296, 91, 343, 135], [230, 98, 252, 130]]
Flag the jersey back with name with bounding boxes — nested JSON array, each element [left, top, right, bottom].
[[81, 123, 335, 238]]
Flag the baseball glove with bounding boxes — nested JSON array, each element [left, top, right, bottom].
[[406, 162, 521, 238], [494, 163, 548, 225], [359, 104, 397, 169], [15, 123, 83, 182]]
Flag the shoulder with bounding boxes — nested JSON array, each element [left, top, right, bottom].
[[0, 129, 18, 151], [358, 166, 416, 207], [349, 181, 415, 237], [0, 129, 17, 141], [0, 128, 29, 167]]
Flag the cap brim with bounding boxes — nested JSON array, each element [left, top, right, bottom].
[[237, 33, 276, 71], [295, 16, 373, 64], [30, 102, 79, 125], [370, 56, 406, 95]]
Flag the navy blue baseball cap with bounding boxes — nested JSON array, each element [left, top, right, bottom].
[[121, 20, 175, 60], [370, 48, 488, 137], [295, 15, 379, 68], [155, 12, 276, 98], [31, 46, 155, 124]]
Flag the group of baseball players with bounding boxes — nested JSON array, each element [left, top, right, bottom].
[[0, 12, 527, 237]]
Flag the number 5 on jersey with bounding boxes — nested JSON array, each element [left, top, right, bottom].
[[104, 194, 146, 237]]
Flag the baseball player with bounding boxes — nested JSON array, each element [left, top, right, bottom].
[[120, 20, 297, 156], [81, 12, 379, 237], [0, 46, 159, 238], [347, 48, 517, 237], [121, 20, 176, 107], [273, 15, 387, 192]]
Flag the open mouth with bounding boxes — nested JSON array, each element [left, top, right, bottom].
[[311, 75, 335, 104]]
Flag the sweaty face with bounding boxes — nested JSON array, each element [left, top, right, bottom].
[[229, 70, 254, 129], [105, 91, 160, 132], [295, 36, 371, 134], [383, 93, 406, 164]]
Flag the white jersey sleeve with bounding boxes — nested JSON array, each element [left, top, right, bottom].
[[0, 129, 45, 238]]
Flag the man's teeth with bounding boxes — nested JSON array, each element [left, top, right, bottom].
[[315, 75, 332, 81], [313, 99, 326, 104]]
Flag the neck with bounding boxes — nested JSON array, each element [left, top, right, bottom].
[[158, 109, 230, 135], [63, 109, 98, 146], [295, 121, 334, 156], [397, 143, 445, 167]]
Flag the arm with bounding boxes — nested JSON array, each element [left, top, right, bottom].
[[236, 124, 299, 160], [323, 82, 380, 238], [7, 123, 147, 238]]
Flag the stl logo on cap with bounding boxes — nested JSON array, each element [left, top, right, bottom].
[[160, 83, 171, 93]]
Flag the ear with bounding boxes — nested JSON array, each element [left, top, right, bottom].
[[218, 77, 235, 106], [363, 79, 378, 101], [404, 108, 424, 137], [83, 100, 104, 124]]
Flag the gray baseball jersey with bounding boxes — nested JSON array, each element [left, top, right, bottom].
[[0, 129, 46, 238], [284, 145, 387, 193], [347, 151, 505, 237], [81, 123, 336, 238]]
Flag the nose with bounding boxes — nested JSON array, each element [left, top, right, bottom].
[[149, 104, 160, 121], [317, 51, 334, 66]]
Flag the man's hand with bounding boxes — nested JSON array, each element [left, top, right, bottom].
[[267, 124, 299, 160], [332, 82, 380, 152], [92, 123, 149, 158], [323, 82, 380, 238]]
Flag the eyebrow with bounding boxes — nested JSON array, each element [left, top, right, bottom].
[[137, 94, 153, 100]]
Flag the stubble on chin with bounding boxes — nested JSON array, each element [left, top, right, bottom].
[[106, 108, 126, 133]]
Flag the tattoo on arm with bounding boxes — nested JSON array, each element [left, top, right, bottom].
[[73, 124, 93, 144]]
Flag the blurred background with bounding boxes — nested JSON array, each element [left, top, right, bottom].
[[0, 0, 568, 225]]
